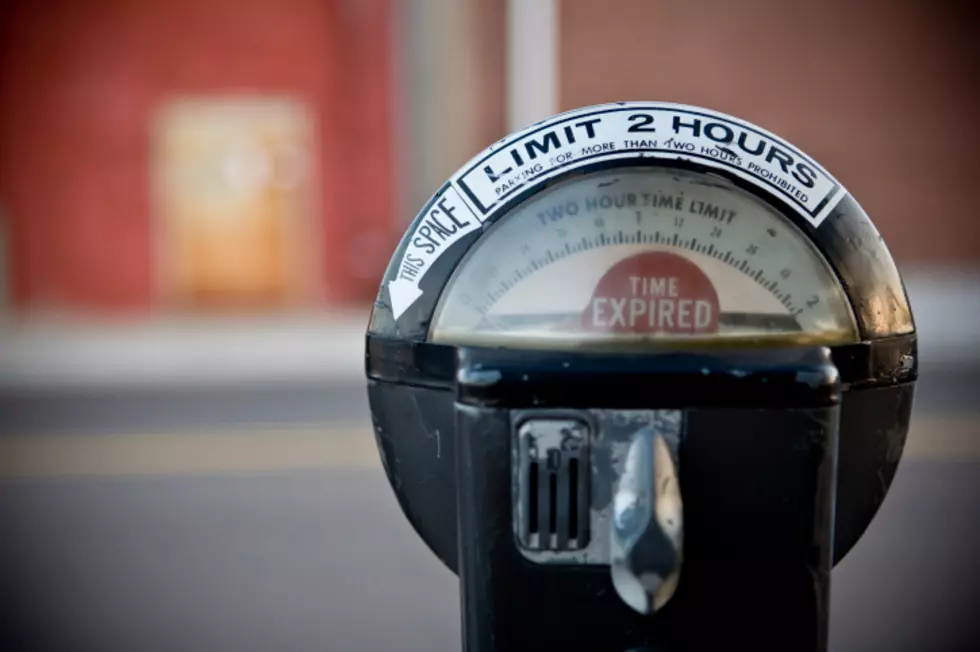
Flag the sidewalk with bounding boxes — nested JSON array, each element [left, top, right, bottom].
[[0, 268, 977, 390], [0, 311, 371, 389]]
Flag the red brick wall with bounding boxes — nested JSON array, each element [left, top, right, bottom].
[[559, 0, 980, 266], [0, 0, 395, 313]]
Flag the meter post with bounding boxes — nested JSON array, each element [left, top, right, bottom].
[[453, 346, 840, 651], [365, 102, 917, 652]]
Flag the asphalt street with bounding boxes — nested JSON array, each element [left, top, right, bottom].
[[0, 368, 977, 652]]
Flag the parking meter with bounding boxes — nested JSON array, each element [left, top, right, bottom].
[[364, 102, 916, 651]]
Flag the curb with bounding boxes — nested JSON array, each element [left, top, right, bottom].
[[0, 313, 371, 389]]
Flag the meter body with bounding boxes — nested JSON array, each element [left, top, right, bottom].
[[364, 103, 916, 651]]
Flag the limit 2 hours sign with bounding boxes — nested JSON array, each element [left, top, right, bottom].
[[388, 102, 848, 320]]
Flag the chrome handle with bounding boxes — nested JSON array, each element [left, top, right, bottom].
[[610, 421, 683, 614]]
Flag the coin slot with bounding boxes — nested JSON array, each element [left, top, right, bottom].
[[528, 460, 539, 536], [568, 458, 579, 540], [549, 470, 558, 536]]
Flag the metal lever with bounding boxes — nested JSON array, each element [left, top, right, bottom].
[[611, 420, 683, 614]]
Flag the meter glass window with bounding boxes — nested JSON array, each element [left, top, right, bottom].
[[430, 167, 858, 350]]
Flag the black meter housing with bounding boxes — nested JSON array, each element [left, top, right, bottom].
[[364, 103, 916, 651]]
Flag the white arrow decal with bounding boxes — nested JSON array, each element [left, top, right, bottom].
[[387, 279, 424, 320]]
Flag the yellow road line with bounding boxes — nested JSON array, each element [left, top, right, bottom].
[[903, 415, 980, 460], [0, 417, 976, 479], [0, 424, 379, 478]]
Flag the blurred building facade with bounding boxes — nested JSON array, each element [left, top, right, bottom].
[[0, 0, 396, 315], [0, 0, 976, 320]]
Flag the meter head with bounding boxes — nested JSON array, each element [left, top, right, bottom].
[[365, 102, 916, 581]]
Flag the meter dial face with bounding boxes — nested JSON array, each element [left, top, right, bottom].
[[430, 167, 859, 350]]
